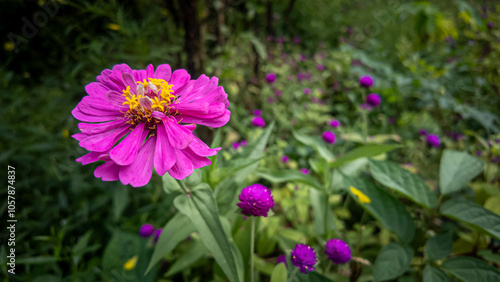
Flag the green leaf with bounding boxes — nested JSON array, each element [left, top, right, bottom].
[[478, 249, 500, 264], [71, 230, 93, 265], [16, 256, 58, 265], [162, 173, 182, 194], [343, 175, 415, 242], [440, 198, 500, 240], [103, 231, 140, 271], [331, 144, 402, 168], [112, 186, 129, 221], [439, 150, 484, 195], [423, 265, 450, 282], [369, 159, 436, 208], [165, 239, 207, 276], [185, 168, 202, 187], [373, 243, 413, 282], [293, 130, 334, 162], [442, 257, 500, 282], [256, 169, 323, 190], [174, 184, 244, 282], [425, 233, 452, 261], [270, 263, 287, 282], [146, 213, 195, 274], [310, 189, 336, 236]]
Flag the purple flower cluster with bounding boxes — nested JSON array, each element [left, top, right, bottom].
[[291, 244, 318, 274], [325, 239, 351, 264], [237, 184, 274, 217]]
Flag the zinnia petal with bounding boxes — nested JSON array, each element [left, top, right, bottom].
[[119, 136, 156, 187]]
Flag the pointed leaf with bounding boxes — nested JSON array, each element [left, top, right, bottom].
[[439, 150, 484, 195], [343, 175, 415, 243], [440, 198, 500, 240], [331, 144, 402, 168], [442, 257, 500, 282], [423, 265, 450, 282], [270, 262, 287, 282], [293, 130, 334, 162], [369, 159, 436, 208], [373, 243, 413, 282], [256, 169, 323, 190], [425, 233, 452, 261], [174, 184, 244, 282]]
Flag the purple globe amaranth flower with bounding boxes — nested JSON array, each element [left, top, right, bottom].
[[275, 90, 282, 97], [241, 140, 248, 147], [304, 88, 311, 95], [277, 36, 285, 44], [426, 134, 440, 148], [154, 228, 162, 243], [72, 63, 228, 187], [266, 73, 276, 83], [322, 131, 336, 144], [300, 54, 307, 61], [419, 129, 428, 136], [293, 36, 301, 44], [139, 223, 155, 238], [488, 22, 493, 29], [268, 97, 275, 104], [330, 119, 340, 128], [282, 155, 290, 163], [237, 184, 274, 217], [291, 244, 318, 274], [476, 150, 482, 157], [317, 64, 326, 71], [277, 255, 287, 266], [300, 168, 310, 175], [233, 142, 240, 149], [366, 93, 381, 107], [253, 109, 262, 116], [251, 117, 266, 128], [359, 75, 373, 88], [325, 239, 351, 264]]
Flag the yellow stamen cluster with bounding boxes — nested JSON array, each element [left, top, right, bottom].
[[121, 78, 175, 113]]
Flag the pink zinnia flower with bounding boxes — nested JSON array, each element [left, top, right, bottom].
[[72, 64, 230, 187]]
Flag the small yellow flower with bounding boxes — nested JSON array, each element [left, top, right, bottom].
[[4, 42, 14, 52], [349, 186, 371, 204], [107, 23, 121, 31], [123, 255, 138, 271]]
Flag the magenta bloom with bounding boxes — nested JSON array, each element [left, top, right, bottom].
[[317, 64, 326, 71], [277, 36, 285, 44], [237, 184, 274, 217], [233, 142, 240, 149], [366, 93, 381, 107], [304, 88, 311, 95], [154, 228, 162, 243], [359, 75, 373, 88], [72, 64, 230, 187], [293, 36, 301, 44], [252, 117, 266, 127], [291, 244, 317, 274], [329, 119, 340, 128], [300, 168, 310, 175], [277, 255, 287, 266], [275, 90, 282, 97], [253, 109, 262, 116], [241, 140, 248, 147], [266, 73, 276, 83], [325, 239, 351, 264], [426, 134, 440, 148], [322, 131, 336, 144], [360, 103, 372, 111], [282, 155, 290, 163], [300, 54, 307, 61], [139, 223, 155, 238], [419, 129, 428, 136]]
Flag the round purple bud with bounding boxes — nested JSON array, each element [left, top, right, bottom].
[[304, 88, 311, 95], [253, 109, 262, 116], [294, 36, 301, 44], [360, 103, 372, 111], [359, 76, 373, 88], [317, 64, 326, 71], [325, 239, 351, 264], [300, 168, 310, 175], [277, 255, 287, 266], [233, 142, 240, 149], [330, 119, 340, 128], [476, 150, 482, 157], [266, 73, 276, 83], [366, 93, 381, 107], [237, 184, 274, 217], [300, 54, 307, 61], [154, 228, 162, 243], [488, 22, 493, 29], [275, 90, 283, 97], [282, 155, 290, 163], [322, 131, 336, 144], [251, 117, 266, 128], [139, 224, 155, 238], [419, 129, 428, 136], [426, 134, 440, 148], [291, 244, 317, 274], [241, 140, 248, 147]]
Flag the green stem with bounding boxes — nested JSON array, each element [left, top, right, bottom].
[[251, 216, 256, 282], [324, 191, 329, 239], [176, 179, 190, 194], [287, 267, 299, 282], [362, 110, 368, 144]]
